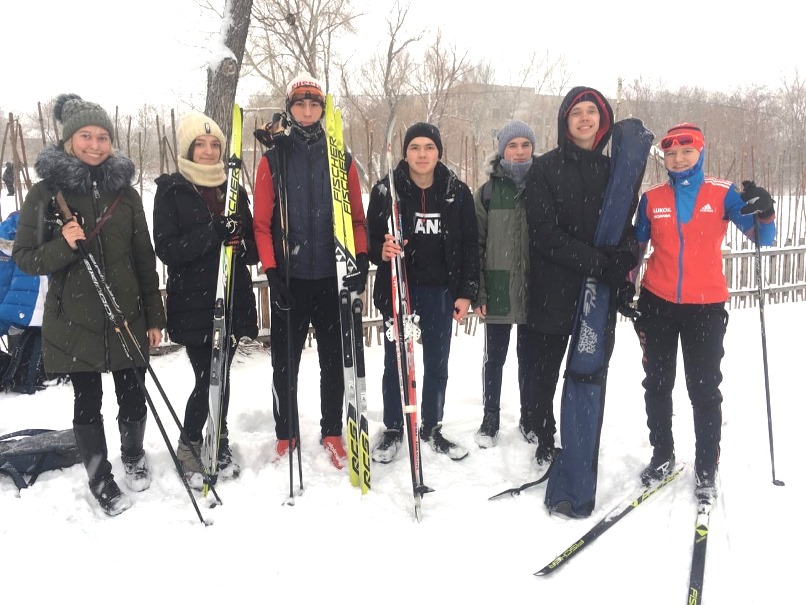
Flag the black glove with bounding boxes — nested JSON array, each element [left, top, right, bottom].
[[616, 281, 640, 319], [213, 214, 242, 240], [254, 113, 289, 148], [342, 253, 369, 294], [224, 234, 243, 250], [266, 268, 294, 311], [740, 181, 775, 219], [599, 251, 636, 288]]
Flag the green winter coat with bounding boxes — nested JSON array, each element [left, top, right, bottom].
[[474, 157, 530, 324], [12, 146, 165, 374]]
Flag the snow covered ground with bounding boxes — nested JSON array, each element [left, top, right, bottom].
[[1, 281, 802, 604]]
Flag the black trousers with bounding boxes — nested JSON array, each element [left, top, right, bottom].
[[494, 327, 568, 446], [482, 323, 562, 439], [634, 289, 728, 476], [270, 277, 344, 440], [183, 340, 239, 442], [70, 368, 147, 425]]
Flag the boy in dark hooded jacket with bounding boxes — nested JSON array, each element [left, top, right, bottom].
[[523, 86, 639, 517]]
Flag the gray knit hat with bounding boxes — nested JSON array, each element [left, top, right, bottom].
[[496, 120, 536, 157], [53, 93, 115, 144]]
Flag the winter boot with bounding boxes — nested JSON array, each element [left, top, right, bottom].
[[73, 421, 132, 517], [371, 429, 403, 464], [420, 424, 468, 461], [695, 466, 718, 505], [119, 416, 151, 492], [217, 431, 240, 480], [272, 438, 297, 463], [640, 449, 676, 486], [518, 419, 538, 444], [321, 435, 348, 469], [474, 411, 500, 449], [176, 438, 204, 490]]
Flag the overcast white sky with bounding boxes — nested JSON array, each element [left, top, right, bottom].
[[3, 0, 803, 115]]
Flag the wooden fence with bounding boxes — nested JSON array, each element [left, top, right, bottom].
[[154, 245, 806, 353]]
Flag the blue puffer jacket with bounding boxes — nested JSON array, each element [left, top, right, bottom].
[[0, 212, 47, 335]]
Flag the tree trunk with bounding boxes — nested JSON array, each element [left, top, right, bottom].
[[205, 0, 254, 143]]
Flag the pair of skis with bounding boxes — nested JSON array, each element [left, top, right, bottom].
[[384, 118, 432, 521], [201, 104, 243, 495], [531, 463, 714, 604], [324, 94, 371, 494]]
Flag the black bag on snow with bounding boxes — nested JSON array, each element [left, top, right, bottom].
[[0, 429, 82, 490], [2, 327, 47, 394]]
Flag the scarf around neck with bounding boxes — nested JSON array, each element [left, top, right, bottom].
[[178, 157, 226, 187]]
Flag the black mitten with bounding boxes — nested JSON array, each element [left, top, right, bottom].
[[213, 214, 242, 240], [616, 282, 640, 319], [599, 251, 637, 288], [266, 268, 294, 311], [740, 181, 775, 219], [342, 253, 369, 294]]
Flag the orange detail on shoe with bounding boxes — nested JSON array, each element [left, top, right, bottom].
[[273, 438, 297, 461], [322, 436, 347, 469]]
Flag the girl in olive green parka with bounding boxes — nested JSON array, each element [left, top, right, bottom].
[[12, 94, 165, 517]]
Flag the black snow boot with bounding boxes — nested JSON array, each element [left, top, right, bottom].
[[119, 416, 151, 492], [73, 420, 132, 517]]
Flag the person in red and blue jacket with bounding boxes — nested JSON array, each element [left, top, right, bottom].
[[622, 123, 776, 504]]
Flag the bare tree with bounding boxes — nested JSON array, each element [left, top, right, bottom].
[[205, 0, 254, 142], [411, 30, 472, 126], [340, 1, 422, 181], [246, 0, 361, 97]]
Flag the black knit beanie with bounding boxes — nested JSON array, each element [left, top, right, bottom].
[[403, 122, 443, 159]]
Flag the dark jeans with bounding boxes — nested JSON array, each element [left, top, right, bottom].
[[382, 285, 453, 430], [270, 277, 344, 439], [483, 324, 551, 427], [183, 340, 238, 442], [634, 289, 728, 476], [70, 368, 147, 425]]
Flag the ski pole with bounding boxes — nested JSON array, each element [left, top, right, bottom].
[[753, 214, 784, 487], [274, 142, 303, 502], [55, 193, 220, 522]]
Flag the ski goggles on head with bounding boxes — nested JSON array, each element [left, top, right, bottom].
[[660, 130, 704, 151]]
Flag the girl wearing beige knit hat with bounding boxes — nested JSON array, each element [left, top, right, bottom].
[[153, 111, 259, 489]]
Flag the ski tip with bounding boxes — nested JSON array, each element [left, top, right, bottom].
[[488, 488, 517, 501]]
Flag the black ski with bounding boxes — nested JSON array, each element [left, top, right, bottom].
[[489, 457, 556, 500], [687, 501, 712, 604], [534, 464, 684, 576]]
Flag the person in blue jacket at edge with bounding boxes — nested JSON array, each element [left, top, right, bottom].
[[617, 123, 777, 506]]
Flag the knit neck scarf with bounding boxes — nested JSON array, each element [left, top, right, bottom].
[[500, 158, 532, 191], [178, 157, 226, 187]]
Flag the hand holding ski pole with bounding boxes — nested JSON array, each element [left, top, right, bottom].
[[740, 181, 775, 218], [616, 282, 640, 319], [61, 218, 86, 250], [265, 268, 294, 310], [381, 233, 403, 261]]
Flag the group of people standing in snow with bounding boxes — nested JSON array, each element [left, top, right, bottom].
[[11, 76, 776, 518]]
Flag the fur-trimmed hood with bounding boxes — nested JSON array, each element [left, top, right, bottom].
[[34, 145, 135, 195]]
